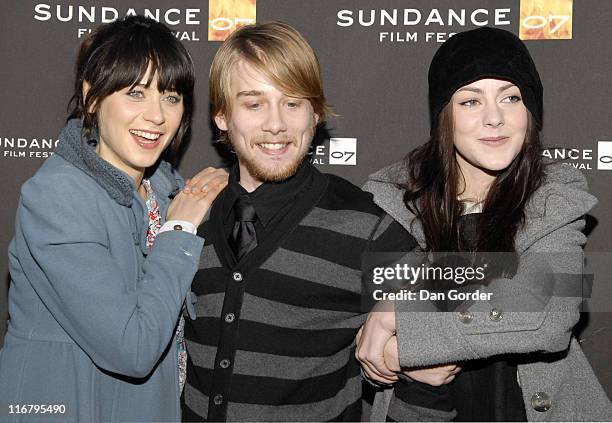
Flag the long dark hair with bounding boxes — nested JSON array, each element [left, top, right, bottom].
[[67, 15, 195, 164], [400, 102, 545, 254]]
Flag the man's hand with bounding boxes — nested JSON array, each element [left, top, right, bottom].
[[357, 307, 462, 387], [355, 300, 398, 384], [183, 167, 228, 195], [383, 334, 460, 386]]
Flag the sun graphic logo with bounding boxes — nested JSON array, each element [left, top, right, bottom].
[[208, 0, 256, 41], [519, 0, 572, 40]]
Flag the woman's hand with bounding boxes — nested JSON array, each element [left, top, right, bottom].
[[183, 167, 228, 195], [355, 300, 398, 384], [402, 363, 462, 386], [167, 169, 228, 226]]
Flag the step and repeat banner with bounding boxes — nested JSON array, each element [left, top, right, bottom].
[[1, 0, 611, 395]]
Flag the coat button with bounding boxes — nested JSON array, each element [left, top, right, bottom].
[[213, 394, 224, 405], [225, 313, 235, 323], [531, 392, 551, 412], [219, 359, 231, 369], [489, 308, 503, 321], [232, 272, 243, 282], [458, 311, 473, 324]]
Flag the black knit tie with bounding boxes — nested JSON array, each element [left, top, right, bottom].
[[230, 196, 258, 261]]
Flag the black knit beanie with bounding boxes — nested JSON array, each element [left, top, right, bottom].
[[428, 27, 543, 133]]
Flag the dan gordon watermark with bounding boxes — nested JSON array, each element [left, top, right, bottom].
[[361, 251, 593, 312], [370, 260, 490, 302], [372, 287, 492, 302]]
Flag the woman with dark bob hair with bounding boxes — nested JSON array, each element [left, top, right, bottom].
[[357, 27, 612, 421], [0, 16, 226, 422]]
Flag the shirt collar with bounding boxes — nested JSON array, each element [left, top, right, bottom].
[[223, 161, 314, 227]]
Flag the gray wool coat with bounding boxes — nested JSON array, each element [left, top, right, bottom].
[[0, 119, 203, 422], [362, 161, 612, 422]]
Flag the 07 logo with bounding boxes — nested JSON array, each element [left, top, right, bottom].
[[330, 151, 355, 163], [598, 141, 612, 170], [519, 0, 573, 40], [329, 138, 357, 166], [522, 15, 569, 34]]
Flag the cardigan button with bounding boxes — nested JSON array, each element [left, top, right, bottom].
[[458, 311, 473, 324], [219, 359, 231, 369], [232, 272, 243, 282], [489, 308, 503, 321], [225, 313, 235, 323], [213, 394, 224, 405], [531, 392, 551, 412]]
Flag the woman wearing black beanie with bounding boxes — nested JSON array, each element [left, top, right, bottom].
[[357, 27, 612, 421]]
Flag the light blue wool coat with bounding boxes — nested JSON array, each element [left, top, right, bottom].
[[363, 161, 612, 422], [0, 119, 203, 422]]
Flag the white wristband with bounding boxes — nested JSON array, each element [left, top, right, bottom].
[[160, 220, 197, 235]]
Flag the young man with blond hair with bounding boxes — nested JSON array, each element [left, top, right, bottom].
[[181, 21, 416, 422]]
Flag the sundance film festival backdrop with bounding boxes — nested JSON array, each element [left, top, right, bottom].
[[1, 0, 612, 398]]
